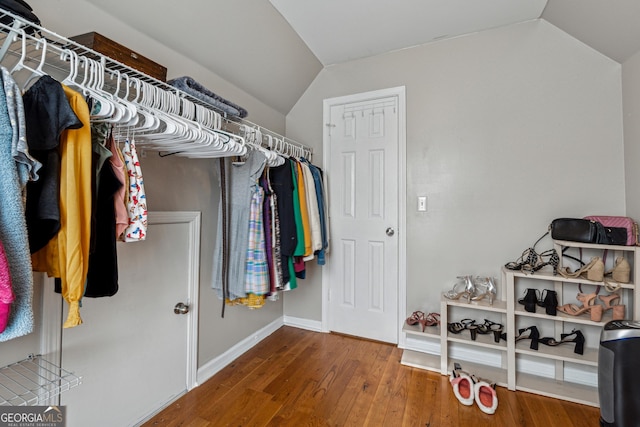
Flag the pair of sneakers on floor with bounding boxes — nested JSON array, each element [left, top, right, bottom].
[[449, 362, 498, 415]]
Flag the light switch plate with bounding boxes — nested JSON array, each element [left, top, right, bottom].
[[418, 196, 427, 212]]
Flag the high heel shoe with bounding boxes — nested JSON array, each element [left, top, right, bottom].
[[518, 288, 539, 313], [604, 257, 631, 292], [457, 318, 478, 340], [558, 257, 604, 282], [505, 247, 539, 272], [405, 311, 427, 331], [606, 257, 631, 283], [448, 322, 465, 334], [471, 277, 498, 305], [538, 329, 585, 355], [537, 289, 558, 316], [557, 292, 603, 322], [424, 312, 441, 328], [526, 249, 560, 275], [450, 363, 475, 406], [444, 276, 476, 302], [473, 319, 504, 343], [599, 293, 625, 320], [514, 326, 539, 350]]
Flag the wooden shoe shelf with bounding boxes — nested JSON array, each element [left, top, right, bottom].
[[401, 239, 639, 408]]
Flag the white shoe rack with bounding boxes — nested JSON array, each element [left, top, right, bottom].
[[401, 240, 639, 407]]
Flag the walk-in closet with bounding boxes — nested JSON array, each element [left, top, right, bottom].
[[1, 1, 639, 426]]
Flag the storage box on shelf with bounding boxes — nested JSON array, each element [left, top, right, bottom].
[[503, 239, 638, 407]]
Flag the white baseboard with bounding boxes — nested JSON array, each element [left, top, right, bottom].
[[196, 317, 284, 386], [283, 316, 323, 332]]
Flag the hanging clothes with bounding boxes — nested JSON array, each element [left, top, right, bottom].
[[31, 82, 92, 328], [121, 136, 147, 242], [23, 75, 83, 254], [0, 238, 13, 333], [84, 129, 122, 298], [294, 160, 312, 258], [260, 172, 283, 295], [302, 159, 329, 265], [299, 160, 322, 261], [0, 71, 34, 341], [244, 185, 269, 295], [109, 137, 128, 240], [269, 158, 297, 287], [212, 149, 266, 300], [1, 67, 39, 189]]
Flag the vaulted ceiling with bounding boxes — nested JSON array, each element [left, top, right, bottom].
[[82, 0, 640, 115]]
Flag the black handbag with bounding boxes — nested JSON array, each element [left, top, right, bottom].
[[550, 218, 627, 245]]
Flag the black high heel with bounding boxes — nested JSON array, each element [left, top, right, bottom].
[[459, 318, 477, 340], [448, 322, 465, 334], [468, 324, 478, 341], [514, 326, 539, 350], [476, 319, 504, 343], [538, 329, 585, 355], [537, 289, 558, 316], [490, 323, 504, 343], [518, 288, 539, 313]]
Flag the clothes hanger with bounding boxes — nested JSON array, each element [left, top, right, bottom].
[[9, 28, 28, 75], [60, 48, 78, 87], [90, 59, 127, 123], [21, 36, 47, 90], [118, 73, 139, 127], [128, 78, 160, 133], [70, 56, 114, 119]]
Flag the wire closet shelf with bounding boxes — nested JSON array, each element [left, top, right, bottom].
[[0, 354, 81, 406], [0, 7, 312, 160]]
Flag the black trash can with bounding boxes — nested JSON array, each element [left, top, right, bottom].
[[599, 320, 640, 427]]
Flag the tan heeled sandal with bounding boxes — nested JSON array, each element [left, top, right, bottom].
[[604, 257, 631, 292], [557, 292, 603, 322], [558, 257, 604, 282], [599, 293, 625, 320]]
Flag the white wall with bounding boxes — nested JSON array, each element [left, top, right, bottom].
[[622, 51, 640, 219], [284, 19, 625, 320]]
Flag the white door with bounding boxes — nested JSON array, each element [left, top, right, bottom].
[[324, 90, 403, 344], [59, 212, 200, 427]]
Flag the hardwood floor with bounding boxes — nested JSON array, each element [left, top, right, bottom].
[[143, 326, 601, 426]]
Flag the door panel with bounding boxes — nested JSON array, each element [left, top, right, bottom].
[[60, 213, 199, 427], [327, 96, 399, 343]]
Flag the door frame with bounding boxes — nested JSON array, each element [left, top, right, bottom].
[[41, 211, 201, 391], [321, 86, 407, 346]]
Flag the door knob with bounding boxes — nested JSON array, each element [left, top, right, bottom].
[[386, 227, 395, 236], [174, 302, 190, 314]]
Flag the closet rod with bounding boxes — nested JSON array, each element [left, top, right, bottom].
[[0, 7, 312, 159]]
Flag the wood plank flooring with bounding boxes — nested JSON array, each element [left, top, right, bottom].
[[142, 326, 601, 426]]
